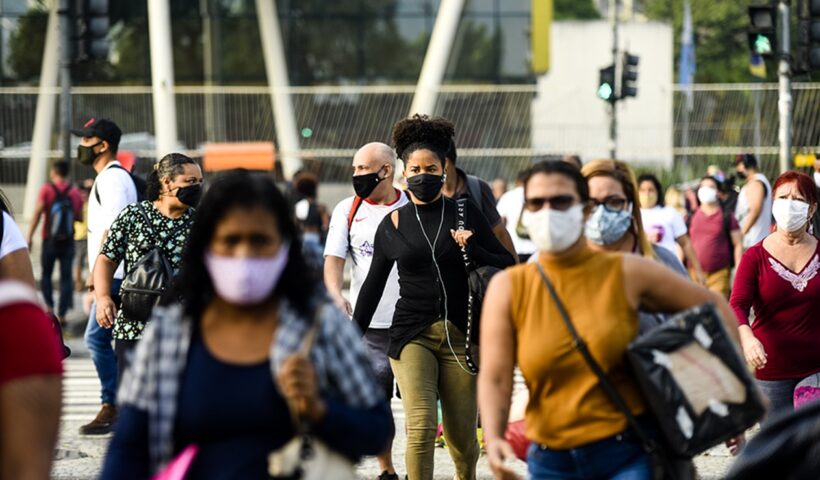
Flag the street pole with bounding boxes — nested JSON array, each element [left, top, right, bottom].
[[609, 0, 618, 159], [148, 0, 180, 162], [778, 0, 792, 173], [59, 0, 72, 167]]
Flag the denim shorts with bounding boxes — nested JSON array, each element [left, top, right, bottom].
[[527, 429, 651, 480]]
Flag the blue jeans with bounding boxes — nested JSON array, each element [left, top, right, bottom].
[[527, 430, 651, 480], [757, 378, 800, 422], [84, 279, 122, 406], [40, 240, 75, 317]]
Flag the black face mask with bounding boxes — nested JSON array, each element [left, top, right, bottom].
[[176, 184, 202, 207], [352, 166, 386, 199], [77, 142, 103, 166], [406, 173, 444, 203]]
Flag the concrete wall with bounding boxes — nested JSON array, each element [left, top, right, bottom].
[[531, 21, 674, 167]]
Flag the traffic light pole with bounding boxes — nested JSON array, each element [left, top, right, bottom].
[[778, 0, 793, 173], [59, 0, 72, 166], [609, 0, 619, 159]]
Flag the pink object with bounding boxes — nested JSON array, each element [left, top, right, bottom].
[[152, 445, 198, 480], [116, 150, 137, 172], [505, 420, 530, 461]]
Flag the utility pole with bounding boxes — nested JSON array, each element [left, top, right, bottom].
[[59, 0, 72, 166], [777, 0, 792, 173], [609, 0, 619, 159], [148, 0, 179, 161]]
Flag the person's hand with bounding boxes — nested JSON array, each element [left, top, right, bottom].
[[740, 330, 767, 370], [331, 293, 352, 316], [450, 228, 475, 249], [95, 295, 117, 329], [26, 235, 33, 250], [695, 270, 707, 286], [725, 433, 746, 456], [485, 438, 521, 480], [278, 354, 326, 423]]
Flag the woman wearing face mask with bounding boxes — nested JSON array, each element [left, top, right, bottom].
[[93, 153, 202, 384], [353, 114, 515, 480], [731, 170, 820, 418], [478, 161, 741, 480], [687, 176, 743, 299], [637, 173, 707, 285], [581, 160, 689, 333], [100, 170, 391, 479]]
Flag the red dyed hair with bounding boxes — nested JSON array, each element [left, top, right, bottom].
[[772, 170, 818, 206]]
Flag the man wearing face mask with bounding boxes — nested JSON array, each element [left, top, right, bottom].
[[92, 153, 201, 392], [323, 142, 407, 480], [734, 153, 772, 249], [688, 176, 743, 298], [71, 117, 136, 435]]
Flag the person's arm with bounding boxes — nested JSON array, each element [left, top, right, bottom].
[[731, 229, 744, 268], [25, 201, 45, 248], [0, 250, 36, 289], [0, 376, 61, 480], [456, 202, 516, 269], [740, 181, 765, 236], [477, 270, 521, 480], [98, 405, 150, 480], [623, 255, 741, 346], [351, 220, 394, 333], [492, 223, 519, 263], [676, 234, 705, 284], [322, 202, 352, 315], [93, 256, 119, 329], [314, 399, 392, 460], [729, 249, 767, 370], [323, 256, 351, 315]]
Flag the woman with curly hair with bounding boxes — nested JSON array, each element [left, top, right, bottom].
[[353, 114, 516, 480]]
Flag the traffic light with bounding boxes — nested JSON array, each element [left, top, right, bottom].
[[75, 0, 110, 61], [621, 52, 639, 98], [747, 5, 777, 58], [796, 0, 820, 72], [597, 65, 615, 103]]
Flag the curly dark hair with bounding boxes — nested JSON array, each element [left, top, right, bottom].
[[168, 169, 317, 319], [391, 114, 455, 163], [146, 153, 198, 201]]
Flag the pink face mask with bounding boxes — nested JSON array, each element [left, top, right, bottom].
[[204, 241, 290, 306]]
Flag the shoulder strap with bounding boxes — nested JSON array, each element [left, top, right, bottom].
[[455, 199, 474, 269], [347, 196, 364, 231], [466, 175, 483, 214], [534, 263, 663, 457], [134, 203, 158, 238]]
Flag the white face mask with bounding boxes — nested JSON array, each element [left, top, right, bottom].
[[697, 186, 718, 205], [521, 204, 585, 253], [772, 199, 810, 233], [204, 241, 290, 306], [814, 171, 820, 188]]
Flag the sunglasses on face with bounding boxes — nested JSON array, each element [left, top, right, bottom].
[[590, 196, 629, 213], [524, 195, 577, 212]]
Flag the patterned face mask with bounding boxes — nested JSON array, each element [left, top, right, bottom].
[[585, 204, 632, 246]]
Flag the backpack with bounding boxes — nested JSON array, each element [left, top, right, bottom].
[[94, 163, 147, 205], [456, 198, 502, 374], [119, 204, 189, 324], [45, 183, 74, 251], [465, 174, 485, 217], [346, 196, 365, 262]]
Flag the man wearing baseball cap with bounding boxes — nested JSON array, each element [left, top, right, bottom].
[[72, 117, 136, 434]]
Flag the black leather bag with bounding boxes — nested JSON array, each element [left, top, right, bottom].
[[455, 199, 501, 373], [119, 205, 185, 324]]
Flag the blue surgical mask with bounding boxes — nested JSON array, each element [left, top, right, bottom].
[[585, 204, 632, 246]]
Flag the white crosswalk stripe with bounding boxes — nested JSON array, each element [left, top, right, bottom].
[[63, 358, 105, 421]]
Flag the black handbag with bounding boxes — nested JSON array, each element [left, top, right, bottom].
[[455, 198, 501, 374], [119, 204, 189, 324], [535, 264, 693, 480]]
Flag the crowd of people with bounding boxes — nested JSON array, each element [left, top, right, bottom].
[[1, 113, 820, 480]]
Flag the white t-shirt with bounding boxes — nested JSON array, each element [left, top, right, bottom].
[[495, 187, 535, 256], [0, 212, 27, 260], [735, 172, 773, 248], [324, 191, 408, 330], [640, 205, 688, 255], [87, 161, 137, 279]]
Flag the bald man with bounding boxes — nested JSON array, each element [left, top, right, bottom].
[[323, 142, 406, 480]]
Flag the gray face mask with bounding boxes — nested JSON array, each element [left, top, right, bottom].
[[585, 204, 632, 246]]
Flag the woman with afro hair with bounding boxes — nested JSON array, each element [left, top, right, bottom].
[[353, 114, 515, 480]]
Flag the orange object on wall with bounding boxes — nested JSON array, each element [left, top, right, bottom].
[[203, 142, 276, 172], [117, 150, 136, 172]]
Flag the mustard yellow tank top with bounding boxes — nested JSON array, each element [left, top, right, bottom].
[[509, 244, 645, 449]]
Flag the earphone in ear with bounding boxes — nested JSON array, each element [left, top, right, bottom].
[[442, 174, 447, 182]]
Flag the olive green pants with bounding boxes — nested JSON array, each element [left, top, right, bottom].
[[389, 320, 479, 480]]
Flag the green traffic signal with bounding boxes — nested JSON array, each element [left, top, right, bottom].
[[597, 83, 614, 100], [754, 34, 772, 55]]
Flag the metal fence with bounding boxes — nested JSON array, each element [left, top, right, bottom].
[[2, 83, 819, 184]]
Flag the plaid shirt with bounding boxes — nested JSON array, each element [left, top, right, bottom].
[[117, 296, 382, 474]]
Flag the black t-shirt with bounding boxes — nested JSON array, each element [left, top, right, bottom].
[[352, 196, 515, 358]]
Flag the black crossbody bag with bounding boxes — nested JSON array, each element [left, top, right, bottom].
[[535, 264, 693, 480]]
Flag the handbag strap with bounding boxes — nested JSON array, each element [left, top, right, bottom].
[[455, 199, 478, 374], [282, 304, 324, 436], [534, 264, 662, 456]]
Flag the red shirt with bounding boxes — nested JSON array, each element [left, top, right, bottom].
[[689, 208, 739, 273], [730, 241, 820, 380], [37, 180, 84, 239], [0, 303, 63, 387]]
